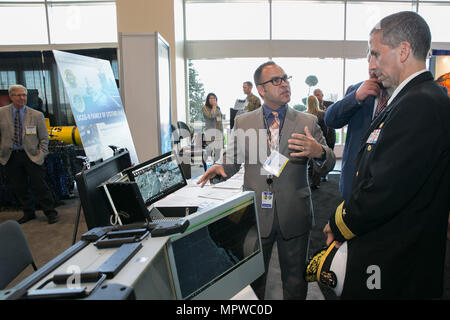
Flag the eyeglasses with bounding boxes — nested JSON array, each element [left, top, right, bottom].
[[11, 94, 27, 97], [258, 75, 292, 86]]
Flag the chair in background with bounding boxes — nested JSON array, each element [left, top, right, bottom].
[[0, 220, 38, 290]]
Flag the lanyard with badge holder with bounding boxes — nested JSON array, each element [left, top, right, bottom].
[[261, 112, 289, 209]]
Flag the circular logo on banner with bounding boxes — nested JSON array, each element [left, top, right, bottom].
[[71, 93, 85, 113]]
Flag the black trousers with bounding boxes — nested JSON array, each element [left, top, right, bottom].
[[251, 206, 310, 300], [5, 150, 56, 217]]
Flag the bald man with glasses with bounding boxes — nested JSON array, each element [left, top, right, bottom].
[[198, 61, 335, 300]]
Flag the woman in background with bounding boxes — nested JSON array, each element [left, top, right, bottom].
[[202, 92, 223, 163]]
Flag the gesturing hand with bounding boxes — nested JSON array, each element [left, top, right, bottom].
[[288, 126, 323, 159]]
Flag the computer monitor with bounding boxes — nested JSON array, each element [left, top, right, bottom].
[[165, 191, 264, 299], [125, 152, 187, 207]]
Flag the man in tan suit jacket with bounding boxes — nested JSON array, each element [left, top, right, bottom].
[[198, 62, 335, 299], [0, 85, 58, 224]]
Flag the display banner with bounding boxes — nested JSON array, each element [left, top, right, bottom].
[[430, 49, 450, 98], [53, 50, 138, 164]]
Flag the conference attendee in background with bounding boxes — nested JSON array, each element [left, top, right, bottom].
[[322, 11, 450, 299], [243, 81, 262, 112], [202, 92, 223, 162], [313, 88, 333, 111], [198, 61, 335, 300], [305, 95, 327, 190], [0, 85, 58, 224], [325, 59, 393, 202], [313, 88, 335, 181]]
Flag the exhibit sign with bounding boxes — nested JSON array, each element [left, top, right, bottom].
[[430, 49, 450, 97], [53, 50, 138, 164]]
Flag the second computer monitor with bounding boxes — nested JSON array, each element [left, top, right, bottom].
[[125, 152, 187, 206]]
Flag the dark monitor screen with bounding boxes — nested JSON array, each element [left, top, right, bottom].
[[75, 149, 132, 229], [126, 152, 187, 206], [170, 202, 260, 299]]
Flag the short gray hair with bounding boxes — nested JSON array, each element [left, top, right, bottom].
[[370, 11, 431, 60], [9, 84, 27, 96]]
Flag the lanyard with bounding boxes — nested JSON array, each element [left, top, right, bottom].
[[263, 114, 279, 190]]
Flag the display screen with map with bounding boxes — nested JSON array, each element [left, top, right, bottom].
[[126, 152, 187, 206]]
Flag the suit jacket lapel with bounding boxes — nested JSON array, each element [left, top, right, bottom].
[[22, 106, 31, 139], [279, 107, 296, 155]]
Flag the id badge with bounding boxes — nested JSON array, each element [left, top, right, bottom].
[[25, 126, 37, 135], [263, 150, 289, 178], [261, 191, 273, 209]]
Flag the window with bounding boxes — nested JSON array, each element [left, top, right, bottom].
[[188, 58, 267, 126], [346, 1, 415, 41], [272, 1, 345, 40], [418, 2, 450, 42], [0, 71, 17, 90], [0, 4, 48, 45], [274, 57, 344, 105], [0, 1, 116, 45], [344, 57, 369, 91], [24, 70, 53, 112], [185, 1, 270, 40], [47, 2, 117, 44]]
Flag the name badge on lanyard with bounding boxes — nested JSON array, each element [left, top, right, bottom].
[[261, 191, 273, 209], [263, 150, 289, 177]]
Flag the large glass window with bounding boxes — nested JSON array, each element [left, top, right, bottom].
[[272, 1, 345, 40], [188, 58, 267, 126], [0, 4, 48, 45], [418, 3, 450, 42], [48, 3, 117, 44], [185, 1, 270, 40], [274, 57, 344, 106], [0, 71, 17, 90], [0, 1, 116, 45], [344, 57, 369, 91], [25, 70, 53, 111], [346, 1, 415, 41]]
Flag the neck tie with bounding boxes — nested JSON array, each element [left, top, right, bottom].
[[269, 111, 280, 151], [374, 89, 388, 119], [14, 111, 22, 146]]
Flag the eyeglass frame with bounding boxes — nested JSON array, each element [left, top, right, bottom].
[[10, 94, 27, 97], [257, 75, 292, 87]]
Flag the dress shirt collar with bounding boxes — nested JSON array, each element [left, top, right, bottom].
[[387, 69, 428, 106], [263, 104, 287, 122]]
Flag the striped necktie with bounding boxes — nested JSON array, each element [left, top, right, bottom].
[[269, 111, 280, 151], [373, 89, 388, 119], [14, 110, 22, 146]]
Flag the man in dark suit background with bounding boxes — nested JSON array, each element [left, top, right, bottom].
[[198, 61, 335, 299], [0, 85, 58, 224], [325, 62, 393, 202], [322, 11, 450, 299]]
